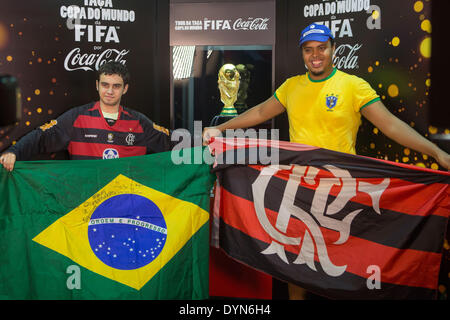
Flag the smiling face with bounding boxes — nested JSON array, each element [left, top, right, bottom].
[[96, 73, 128, 110], [302, 40, 335, 80]]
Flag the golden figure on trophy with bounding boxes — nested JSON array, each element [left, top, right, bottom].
[[217, 63, 240, 116]]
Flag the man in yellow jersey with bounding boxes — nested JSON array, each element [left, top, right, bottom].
[[203, 23, 450, 299]]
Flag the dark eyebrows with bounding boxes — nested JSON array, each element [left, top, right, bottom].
[[100, 81, 123, 87]]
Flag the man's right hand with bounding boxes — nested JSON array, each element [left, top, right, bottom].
[[202, 127, 223, 146], [0, 152, 17, 172]]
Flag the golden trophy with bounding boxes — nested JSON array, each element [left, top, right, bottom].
[[217, 63, 240, 116]]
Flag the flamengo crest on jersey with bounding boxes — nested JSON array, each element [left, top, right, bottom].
[[126, 133, 135, 146]]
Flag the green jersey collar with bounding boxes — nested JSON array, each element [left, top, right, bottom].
[[308, 67, 337, 83]]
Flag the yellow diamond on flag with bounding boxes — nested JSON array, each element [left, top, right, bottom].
[[32, 174, 209, 290]]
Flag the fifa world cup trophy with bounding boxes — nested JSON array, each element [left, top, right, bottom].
[[217, 63, 240, 116]]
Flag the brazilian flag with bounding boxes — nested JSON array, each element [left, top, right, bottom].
[[0, 148, 215, 299]]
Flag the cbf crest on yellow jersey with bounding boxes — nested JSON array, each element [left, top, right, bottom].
[[274, 68, 380, 154], [325, 93, 339, 111]]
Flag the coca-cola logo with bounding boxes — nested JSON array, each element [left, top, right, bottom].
[[333, 43, 361, 70], [64, 48, 130, 71], [233, 17, 269, 31]]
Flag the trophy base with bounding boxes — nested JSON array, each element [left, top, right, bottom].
[[219, 107, 238, 117], [210, 114, 237, 127]]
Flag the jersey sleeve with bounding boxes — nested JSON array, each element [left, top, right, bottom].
[[352, 76, 380, 112], [139, 115, 173, 154], [273, 78, 291, 108], [6, 108, 76, 160]]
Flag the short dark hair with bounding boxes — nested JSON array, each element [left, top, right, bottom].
[[97, 61, 130, 85]]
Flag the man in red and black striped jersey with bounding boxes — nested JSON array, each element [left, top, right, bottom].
[[0, 61, 172, 171]]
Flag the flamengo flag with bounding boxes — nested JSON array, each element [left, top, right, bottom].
[[209, 137, 450, 299], [0, 148, 214, 299]]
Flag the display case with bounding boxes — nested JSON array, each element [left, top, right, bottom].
[[171, 45, 273, 132], [169, 1, 276, 135]]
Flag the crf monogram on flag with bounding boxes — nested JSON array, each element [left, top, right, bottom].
[[253, 164, 389, 277], [210, 137, 450, 299]]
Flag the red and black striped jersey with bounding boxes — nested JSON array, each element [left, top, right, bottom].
[[8, 102, 173, 160]]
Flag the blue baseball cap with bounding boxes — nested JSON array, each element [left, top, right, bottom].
[[299, 23, 334, 46]]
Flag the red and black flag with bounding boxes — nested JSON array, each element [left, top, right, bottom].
[[209, 137, 450, 299]]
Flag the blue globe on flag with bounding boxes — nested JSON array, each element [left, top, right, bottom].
[[88, 194, 167, 270]]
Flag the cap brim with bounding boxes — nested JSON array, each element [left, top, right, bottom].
[[300, 34, 331, 46]]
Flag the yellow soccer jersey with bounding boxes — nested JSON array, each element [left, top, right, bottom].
[[274, 68, 380, 154]]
